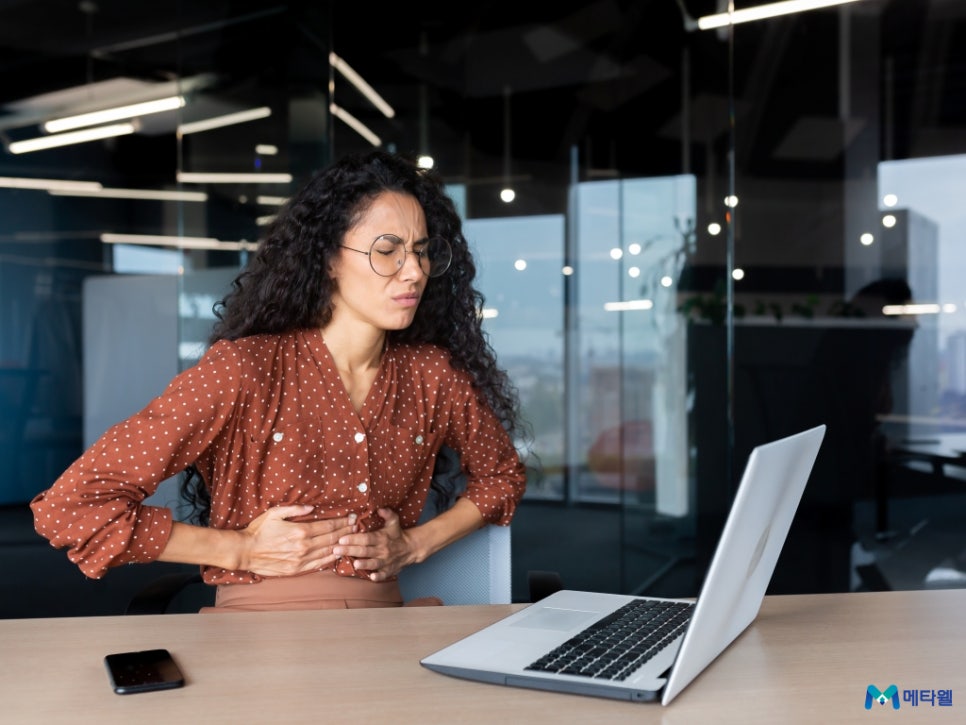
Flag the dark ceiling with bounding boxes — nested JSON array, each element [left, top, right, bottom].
[[1, 0, 964, 218], [0, 2, 711, 176]]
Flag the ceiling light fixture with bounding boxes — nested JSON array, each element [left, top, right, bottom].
[[882, 303, 940, 316], [178, 106, 272, 135], [48, 187, 208, 202], [7, 122, 136, 154], [694, 0, 863, 30], [0, 176, 103, 192], [329, 102, 381, 146], [176, 172, 292, 184], [44, 96, 185, 133], [329, 52, 395, 118], [604, 299, 654, 312], [100, 232, 259, 252]]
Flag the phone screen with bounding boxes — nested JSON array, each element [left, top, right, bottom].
[[104, 648, 185, 694]]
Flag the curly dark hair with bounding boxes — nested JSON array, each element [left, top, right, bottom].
[[181, 149, 524, 523]]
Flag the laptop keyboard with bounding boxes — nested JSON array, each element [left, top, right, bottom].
[[524, 599, 694, 681]]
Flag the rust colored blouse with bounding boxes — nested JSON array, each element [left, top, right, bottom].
[[30, 329, 526, 584]]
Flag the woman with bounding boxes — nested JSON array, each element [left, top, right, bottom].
[[31, 150, 528, 611]]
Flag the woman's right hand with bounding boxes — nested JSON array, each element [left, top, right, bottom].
[[237, 505, 358, 577]]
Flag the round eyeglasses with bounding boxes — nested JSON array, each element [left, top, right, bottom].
[[341, 234, 452, 278]]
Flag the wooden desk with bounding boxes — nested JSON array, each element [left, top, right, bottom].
[[1, 590, 963, 724]]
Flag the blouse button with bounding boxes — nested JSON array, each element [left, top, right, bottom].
[[354, 432, 366, 443], [357, 482, 368, 493], [415, 435, 424, 445], [272, 432, 284, 442]]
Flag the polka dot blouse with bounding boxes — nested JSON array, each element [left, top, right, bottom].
[[30, 329, 527, 584]]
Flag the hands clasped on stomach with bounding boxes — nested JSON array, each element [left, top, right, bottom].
[[238, 505, 413, 580]]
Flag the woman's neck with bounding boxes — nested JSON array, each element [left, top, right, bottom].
[[319, 323, 386, 374], [321, 325, 386, 414]]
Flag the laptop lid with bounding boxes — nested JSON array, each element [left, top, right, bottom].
[[660, 423, 826, 703], [420, 425, 826, 705]]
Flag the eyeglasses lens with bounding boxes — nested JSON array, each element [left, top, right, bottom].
[[368, 235, 452, 278]]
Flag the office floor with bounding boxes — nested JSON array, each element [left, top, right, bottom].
[[2, 493, 965, 619]]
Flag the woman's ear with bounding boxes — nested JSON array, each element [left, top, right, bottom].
[[326, 252, 342, 281]]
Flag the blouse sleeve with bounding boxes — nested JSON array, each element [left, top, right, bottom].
[[29, 340, 246, 579], [443, 370, 527, 525]]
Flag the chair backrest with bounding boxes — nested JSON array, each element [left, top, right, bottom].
[[397, 524, 511, 605]]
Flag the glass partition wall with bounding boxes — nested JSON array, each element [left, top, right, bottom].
[[2, 0, 965, 617], [694, 0, 966, 596]]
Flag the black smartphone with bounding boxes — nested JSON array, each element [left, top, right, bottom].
[[104, 648, 186, 695]]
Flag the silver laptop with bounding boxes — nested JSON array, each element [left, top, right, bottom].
[[421, 424, 826, 705]]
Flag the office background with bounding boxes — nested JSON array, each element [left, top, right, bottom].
[[2, 0, 965, 617]]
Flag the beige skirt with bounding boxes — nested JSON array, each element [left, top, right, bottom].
[[200, 569, 442, 613]]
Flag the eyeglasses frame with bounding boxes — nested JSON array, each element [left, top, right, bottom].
[[340, 233, 452, 278]]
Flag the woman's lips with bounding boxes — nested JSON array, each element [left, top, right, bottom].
[[393, 293, 420, 308]]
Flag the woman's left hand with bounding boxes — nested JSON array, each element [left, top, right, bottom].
[[331, 507, 415, 580]]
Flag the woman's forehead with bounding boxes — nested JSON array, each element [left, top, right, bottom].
[[353, 191, 425, 231]]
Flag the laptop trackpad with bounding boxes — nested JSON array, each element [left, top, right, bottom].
[[510, 607, 600, 632]]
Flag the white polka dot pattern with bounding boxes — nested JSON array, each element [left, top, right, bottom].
[[29, 328, 527, 584]]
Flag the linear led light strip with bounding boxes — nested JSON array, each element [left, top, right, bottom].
[[329, 52, 395, 118], [604, 299, 654, 311], [0, 176, 103, 192], [0, 176, 206, 201], [178, 106, 272, 135], [696, 0, 863, 30], [44, 96, 186, 133], [101, 232, 259, 252], [882, 304, 941, 316], [7, 123, 135, 154], [21, 97, 267, 154], [330, 102, 381, 147], [48, 187, 208, 202], [177, 171, 292, 184]]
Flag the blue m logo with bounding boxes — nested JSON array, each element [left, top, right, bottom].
[[865, 684, 900, 710]]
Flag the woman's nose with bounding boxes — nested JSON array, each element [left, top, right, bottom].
[[397, 247, 423, 278]]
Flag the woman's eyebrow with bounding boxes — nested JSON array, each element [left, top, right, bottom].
[[380, 234, 431, 245]]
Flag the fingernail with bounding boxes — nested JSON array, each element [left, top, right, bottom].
[[348, 513, 357, 524]]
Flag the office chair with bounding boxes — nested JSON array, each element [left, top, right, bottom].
[[398, 523, 511, 605]]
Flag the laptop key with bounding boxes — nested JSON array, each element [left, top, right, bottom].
[[525, 600, 694, 680]]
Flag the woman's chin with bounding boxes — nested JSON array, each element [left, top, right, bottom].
[[382, 315, 417, 332]]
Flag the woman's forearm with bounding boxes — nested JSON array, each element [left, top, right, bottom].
[[158, 507, 360, 577], [157, 520, 246, 570], [406, 497, 485, 564]]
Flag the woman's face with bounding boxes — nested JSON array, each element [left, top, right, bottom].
[[329, 191, 429, 334]]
